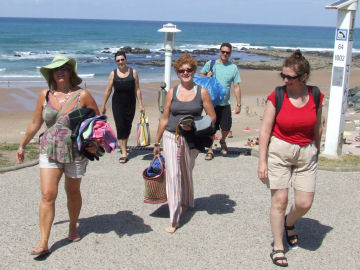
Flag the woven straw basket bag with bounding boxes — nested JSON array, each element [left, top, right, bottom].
[[143, 155, 167, 204]]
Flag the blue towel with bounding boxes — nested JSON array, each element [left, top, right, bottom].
[[193, 74, 226, 107], [146, 155, 165, 178]]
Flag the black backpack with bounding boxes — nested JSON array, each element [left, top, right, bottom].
[[275, 85, 321, 117]]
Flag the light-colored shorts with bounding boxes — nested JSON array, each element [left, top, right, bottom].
[[39, 153, 89, 179], [266, 136, 318, 192]]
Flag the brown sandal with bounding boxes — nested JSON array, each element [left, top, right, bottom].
[[220, 140, 228, 155], [205, 152, 214, 160]]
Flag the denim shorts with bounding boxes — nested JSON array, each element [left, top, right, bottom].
[[39, 153, 89, 179]]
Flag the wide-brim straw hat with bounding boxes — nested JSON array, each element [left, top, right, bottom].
[[40, 55, 82, 87]]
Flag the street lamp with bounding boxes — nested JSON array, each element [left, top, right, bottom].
[[323, 0, 359, 157], [157, 23, 182, 92]]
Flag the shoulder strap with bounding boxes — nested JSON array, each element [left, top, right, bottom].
[[275, 85, 321, 117], [275, 85, 286, 117], [309, 86, 321, 113], [210, 60, 216, 72], [55, 89, 82, 121], [46, 89, 50, 102], [174, 84, 180, 98]]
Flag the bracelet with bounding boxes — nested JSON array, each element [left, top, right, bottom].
[[18, 147, 25, 153], [236, 104, 242, 107], [154, 143, 161, 147]]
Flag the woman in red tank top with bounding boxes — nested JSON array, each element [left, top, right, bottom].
[[258, 50, 324, 267]]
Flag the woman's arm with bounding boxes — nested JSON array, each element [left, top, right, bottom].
[[153, 88, 173, 154], [258, 101, 276, 181], [201, 88, 216, 123], [100, 72, 114, 114], [133, 69, 145, 113], [314, 106, 323, 155], [16, 89, 46, 163], [80, 89, 100, 115]]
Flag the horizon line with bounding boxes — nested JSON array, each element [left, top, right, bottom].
[[0, 16, 341, 29]]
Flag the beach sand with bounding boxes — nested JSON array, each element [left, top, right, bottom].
[[1, 68, 360, 155]]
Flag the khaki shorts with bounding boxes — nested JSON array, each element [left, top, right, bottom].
[[266, 136, 318, 192], [39, 153, 88, 179]]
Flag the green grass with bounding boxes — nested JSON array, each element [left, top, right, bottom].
[[318, 154, 360, 167], [0, 153, 11, 167], [0, 142, 39, 168]]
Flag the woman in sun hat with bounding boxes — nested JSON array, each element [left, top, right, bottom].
[[16, 55, 99, 256]]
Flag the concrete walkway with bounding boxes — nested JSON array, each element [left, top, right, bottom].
[[0, 146, 359, 269]]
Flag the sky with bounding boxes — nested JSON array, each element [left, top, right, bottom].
[[1, 0, 360, 27]]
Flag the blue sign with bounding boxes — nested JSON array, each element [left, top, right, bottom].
[[336, 29, 348, 41]]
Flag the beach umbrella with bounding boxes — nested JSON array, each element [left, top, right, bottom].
[[193, 74, 226, 107]]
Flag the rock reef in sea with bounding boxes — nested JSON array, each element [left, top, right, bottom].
[[97, 46, 360, 70]]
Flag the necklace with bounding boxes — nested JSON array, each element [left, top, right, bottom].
[[53, 89, 72, 104]]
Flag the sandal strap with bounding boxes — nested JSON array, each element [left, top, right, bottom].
[[271, 249, 285, 255], [287, 234, 298, 241], [284, 215, 295, 230]]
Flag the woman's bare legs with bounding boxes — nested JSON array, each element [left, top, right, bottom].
[[270, 189, 288, 265], [34, 168, 63, 252], [65, 176, 82, 238], [285, 189, 314, 245]]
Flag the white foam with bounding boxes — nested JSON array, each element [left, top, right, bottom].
[[0, 74, 42, 78], [80, 73, 95, 78], [0, 68, 6, 72]]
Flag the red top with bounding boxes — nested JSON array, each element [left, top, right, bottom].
[[267, 86, 324, 146]]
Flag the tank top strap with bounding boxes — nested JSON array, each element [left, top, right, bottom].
[[113, 69, 118, 80], [195, 84, 201, 100]]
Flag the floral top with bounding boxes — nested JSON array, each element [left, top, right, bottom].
[[40, 90, 82, 163]]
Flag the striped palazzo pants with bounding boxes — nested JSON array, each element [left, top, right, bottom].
[[163, 130, 199, 226]]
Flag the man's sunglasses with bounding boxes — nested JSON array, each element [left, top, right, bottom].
[[178, 68, 193, 74], [116, 58, 126, 62], [220, 50, 231, 55], [280, 72, 302, 80]]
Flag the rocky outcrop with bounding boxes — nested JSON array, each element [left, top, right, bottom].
[[98, 46, 360, 71], [348, 87, 360, 111]]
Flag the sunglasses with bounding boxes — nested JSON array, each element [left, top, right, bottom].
[[280, 72, 302, 80], [54, 65, 69, 71], [116, 58, 126, 62], [178, 68, 193, 74], [220, 50, 231, 55]]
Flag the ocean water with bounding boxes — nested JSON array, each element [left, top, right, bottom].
[[1, 17, 360, 83]]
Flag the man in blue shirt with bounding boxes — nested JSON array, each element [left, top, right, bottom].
[[199, 42, 242, 160]]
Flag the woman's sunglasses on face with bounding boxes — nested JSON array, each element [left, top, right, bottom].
[[178, 68, 193, 74], [54, 65, 69, 72], [280, 72, 301, 80], [116, 58, 126, 63]]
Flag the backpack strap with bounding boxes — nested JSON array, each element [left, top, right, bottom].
[[309, 86, 321, 113], [210, 60, 216, 72], [275, 85, 321, 117], [275, 85, 286, 117]]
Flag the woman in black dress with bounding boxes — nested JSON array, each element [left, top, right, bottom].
[[101, 51, 145, 163]]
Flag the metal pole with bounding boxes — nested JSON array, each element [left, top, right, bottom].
[[323, 2, 358, 157], [164, 47, 172, 92]]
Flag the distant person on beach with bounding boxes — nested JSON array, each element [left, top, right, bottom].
[[16, 56, 100, 256], [199, 42, 242, 160], [100, 51, 145, 164], [258, 50, 324, 267], [153, 54, 216, 233]]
